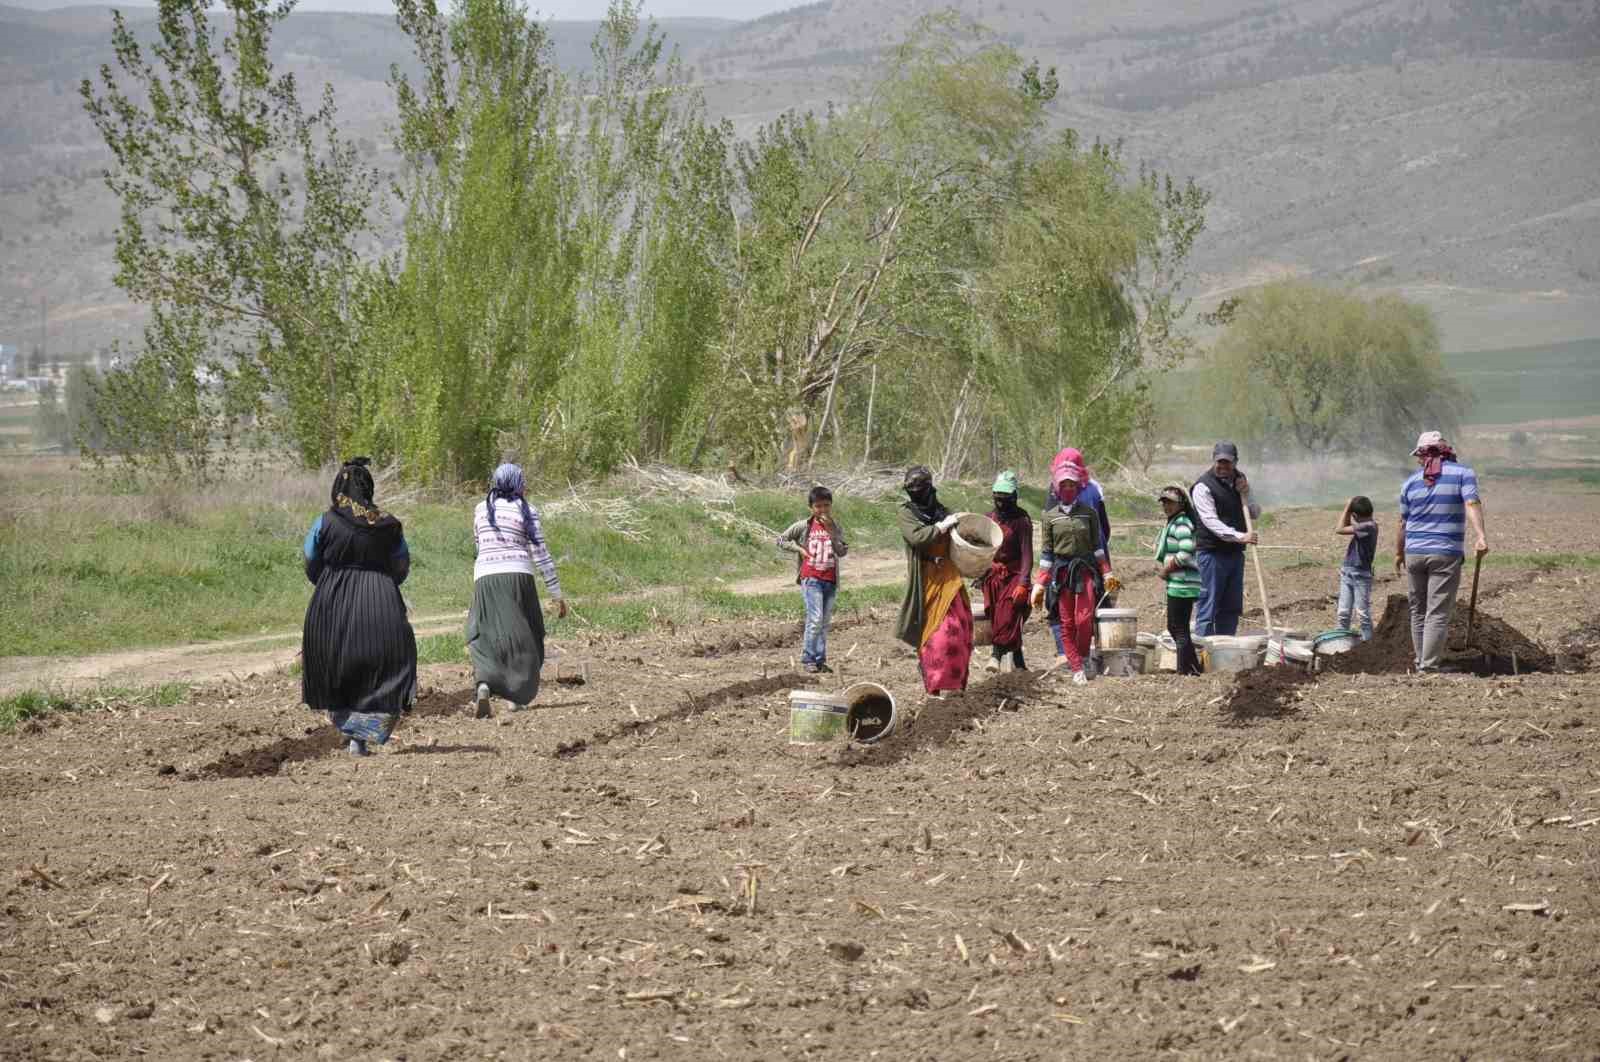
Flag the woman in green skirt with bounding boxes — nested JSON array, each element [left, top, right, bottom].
[[468, 464, 568, 717]]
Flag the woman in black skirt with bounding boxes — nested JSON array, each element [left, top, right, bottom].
[[467, 463, 567, 717], [301, 458, 417, 755]]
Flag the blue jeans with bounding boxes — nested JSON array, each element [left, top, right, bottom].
[[801, 578, 837, 665], [1337, 566, 1374, 641], [1194, 549, 1245, 638]]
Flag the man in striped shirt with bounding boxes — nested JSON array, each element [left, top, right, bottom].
[[1395, 431, 1489, 672]]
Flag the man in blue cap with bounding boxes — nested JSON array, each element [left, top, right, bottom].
[[1189, 441, 1259, 638]]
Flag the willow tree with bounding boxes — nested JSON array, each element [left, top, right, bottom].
[[352, 0, 733, 483], [701, 15, 1042, 471], [82, 0, 376, 475], [976, 137, 1209, 469], [1206, 281, 1468, 453]]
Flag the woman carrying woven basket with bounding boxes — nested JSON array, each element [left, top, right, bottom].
[[1030, 458, 1115, 685], [894, 465, 973, 697], [981, 470, 1033, 673]]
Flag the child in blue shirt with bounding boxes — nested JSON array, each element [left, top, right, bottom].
[[1334, 495, 1378, 640]]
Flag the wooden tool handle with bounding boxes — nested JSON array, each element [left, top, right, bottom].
[[1242, 502, 1272, 634], [1466, 552, 1484, 640]]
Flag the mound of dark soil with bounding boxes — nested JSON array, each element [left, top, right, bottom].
[[1556, 612, 1600, 671], [1327, 594, 1551, 675], [1222, 665, 1316, 721], [193, 686, 477, 779], [195, 727, 343, 779]]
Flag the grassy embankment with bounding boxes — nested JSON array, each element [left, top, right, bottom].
[[2, 460, 1161, 664]]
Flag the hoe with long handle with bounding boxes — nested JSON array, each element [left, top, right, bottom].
[[1466, 552, 1484, 642], [1243, 502, 1272, 635]]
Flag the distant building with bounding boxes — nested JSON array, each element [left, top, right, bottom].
[[0, 344, 16, 379]]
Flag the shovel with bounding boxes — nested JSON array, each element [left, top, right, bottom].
[[1242, 501, 1272, 636], [1465, 552, 1484, 642]]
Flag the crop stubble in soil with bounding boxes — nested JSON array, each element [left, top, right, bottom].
[[553, 673, 807, 758]]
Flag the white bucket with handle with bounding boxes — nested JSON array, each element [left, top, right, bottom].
[[1095, 608, 1138, 650]]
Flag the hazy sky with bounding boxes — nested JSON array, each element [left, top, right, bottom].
[[18, 0, 805, 18]]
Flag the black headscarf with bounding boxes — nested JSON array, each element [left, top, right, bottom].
[[329, 457, 398, 531], [903, 465, 948, 526]]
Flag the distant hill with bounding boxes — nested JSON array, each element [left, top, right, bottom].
[[1, 0, 1597, 361]]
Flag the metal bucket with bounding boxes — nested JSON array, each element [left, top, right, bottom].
[[789, 690, 849, 744], [843, 682, 897, 744]]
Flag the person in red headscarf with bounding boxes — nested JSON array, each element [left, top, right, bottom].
[[1044, 447, 1114, 657], [1030, 459, 1114, 685]]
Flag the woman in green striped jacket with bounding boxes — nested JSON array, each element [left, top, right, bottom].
[[1155, 485, 1204, 675]]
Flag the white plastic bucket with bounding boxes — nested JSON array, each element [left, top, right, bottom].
[[1313, 630, 1358, 657], [1100, 648, 1145, 677], [1096, 608, 1138, 650], [1204, 634, 1267, 673], [1266, 637, 1316, 669], [843, 682, 897, 744], [949, 514, 1003, 578], [1156, 633, 1179, 672], [789, 690, 849, 744]]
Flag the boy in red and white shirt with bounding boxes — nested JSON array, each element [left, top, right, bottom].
[[777, 486, 850, 674]]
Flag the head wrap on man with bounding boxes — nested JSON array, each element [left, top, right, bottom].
[[1410, 431, 1457, 486]]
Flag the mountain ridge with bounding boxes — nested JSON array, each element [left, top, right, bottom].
[[2, 0, 1596, 360]]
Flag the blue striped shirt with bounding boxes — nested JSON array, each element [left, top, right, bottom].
[[1399, 462, 1479, 557]]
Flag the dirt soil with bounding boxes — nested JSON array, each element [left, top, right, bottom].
[[3, 484, 1598, 1059], [1329, 594, 1556, 676]]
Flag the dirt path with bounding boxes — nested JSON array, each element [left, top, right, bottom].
[[0, 551, 911, 696]]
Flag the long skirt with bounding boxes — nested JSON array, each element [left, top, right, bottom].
[[466, 572, 546, 705], [919, 590, 973, 695], [303, 567, 416, 713], [981, 568, 1030, 650]]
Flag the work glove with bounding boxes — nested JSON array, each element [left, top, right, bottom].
[[1103, 574, 1123, 595], [1010, 584, 1029, 605], [936, 514, 960, 533]]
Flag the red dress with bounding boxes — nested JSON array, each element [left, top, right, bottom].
[[981, 507, 1033, 651]]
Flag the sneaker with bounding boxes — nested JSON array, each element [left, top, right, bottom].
[[475, 682, 492, 719], [803, 663, 822, 674], [815, 663, 834, 674], [1072, 670, 1089, 686], [984, 657, 1001, 673], [348, 738, 369, 757], [510, 702, 531, 712]]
